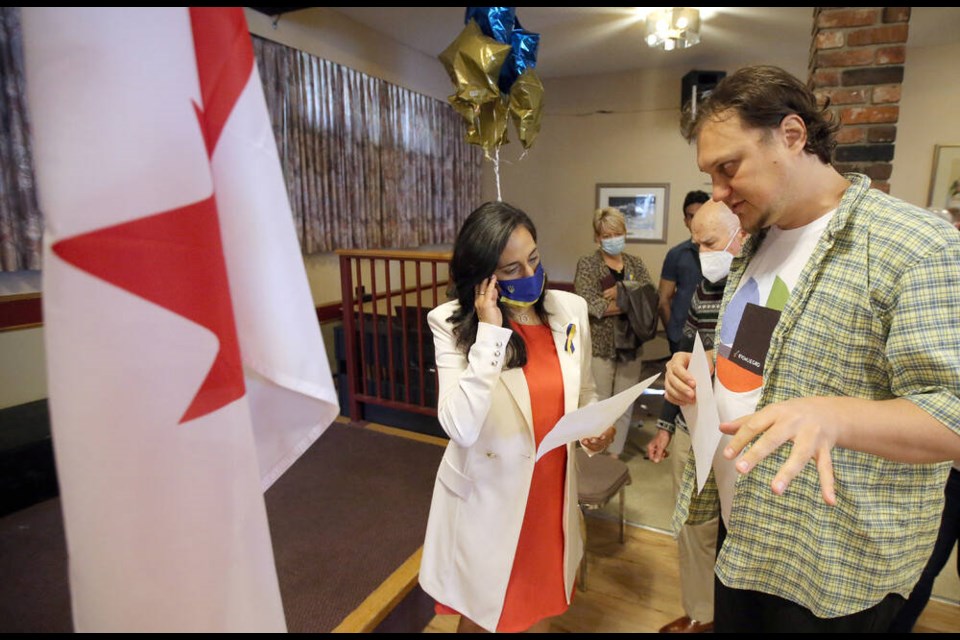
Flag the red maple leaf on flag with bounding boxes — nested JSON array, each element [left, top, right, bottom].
[[51, 8, 255, 424]]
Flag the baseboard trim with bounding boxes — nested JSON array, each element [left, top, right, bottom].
[[332, 547, 423, 633], [360, 420, 447, 447]]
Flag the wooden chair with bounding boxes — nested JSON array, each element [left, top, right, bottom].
[[575, 448, 631, 590]]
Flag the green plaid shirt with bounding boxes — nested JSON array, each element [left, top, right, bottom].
[[672, 174, 960, 618]]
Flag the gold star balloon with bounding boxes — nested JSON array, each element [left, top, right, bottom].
[[448, 95, 509, 157], [508, 68, 544, 150], [438, 19, 512, 108], [440, 10, 544, 179], [475, 97, 510, 157], [448, 95, 478, 126]]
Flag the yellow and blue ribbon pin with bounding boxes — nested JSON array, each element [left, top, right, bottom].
[[564, 323, 576, 354]]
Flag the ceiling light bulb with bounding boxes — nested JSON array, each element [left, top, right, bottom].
[[644, 7, 701, 51]]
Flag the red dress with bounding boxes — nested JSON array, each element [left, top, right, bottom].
[[435, 321, 571, 631]]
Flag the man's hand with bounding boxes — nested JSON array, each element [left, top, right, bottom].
[[720, 397, 839, 505], [663, 351, 695, 406], [646, 428, 672, 463]]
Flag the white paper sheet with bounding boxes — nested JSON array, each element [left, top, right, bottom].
[[535, 373, 661, 461], [680, 332, 723, 493]]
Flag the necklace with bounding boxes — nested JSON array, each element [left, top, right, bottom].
[[513, 308, 532, 324]]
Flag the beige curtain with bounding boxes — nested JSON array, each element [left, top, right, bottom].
[[252, 35, 482, 253], [0, 7, 42, 272]]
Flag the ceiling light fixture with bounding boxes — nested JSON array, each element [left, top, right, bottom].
[[645, 7, 701, 51]]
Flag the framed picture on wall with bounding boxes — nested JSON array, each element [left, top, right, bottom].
[[927, 144, 960, 214], [596, 183, 670, 243]]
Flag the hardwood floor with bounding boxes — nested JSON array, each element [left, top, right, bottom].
[[422, 515, 960, 633]]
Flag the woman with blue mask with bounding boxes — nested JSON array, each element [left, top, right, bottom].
[[420, 201, 616, 633], [574, 207, 654, 458]]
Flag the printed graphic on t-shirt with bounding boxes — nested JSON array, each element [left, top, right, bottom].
[[729, 304, 780, 374], [716, 275, 788, 394]]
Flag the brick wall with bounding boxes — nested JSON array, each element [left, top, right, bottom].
[[808, 7, 911, 193]]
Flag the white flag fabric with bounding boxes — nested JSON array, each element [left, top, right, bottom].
[[22, 7, 339, 632]]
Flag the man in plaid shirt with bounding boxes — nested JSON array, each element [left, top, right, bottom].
[[665, 65, 960, 633]]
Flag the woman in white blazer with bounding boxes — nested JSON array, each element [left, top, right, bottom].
[[419, 202, 615, 633]]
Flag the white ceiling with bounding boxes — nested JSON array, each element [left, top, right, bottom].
[[324, 7, 960, 80]]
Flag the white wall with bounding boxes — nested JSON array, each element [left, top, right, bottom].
[[889, 40, 960, 207], [0, 328, 46, 408], [494, 61, 807, 285], [0, 272, 44, 409]]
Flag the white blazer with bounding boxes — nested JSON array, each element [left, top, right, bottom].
[[418, 290, 598, 632]]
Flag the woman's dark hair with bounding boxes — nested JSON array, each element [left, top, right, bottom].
[[680, 65, 841, 164], [447, 201, 548, 368]]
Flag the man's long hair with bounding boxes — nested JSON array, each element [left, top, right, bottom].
[[681, 65, 841, 164]]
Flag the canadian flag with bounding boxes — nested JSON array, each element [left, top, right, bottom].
[[21, 7, 339, 632]]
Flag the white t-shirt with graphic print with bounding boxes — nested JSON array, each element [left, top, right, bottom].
[[711, 209, 836, 526]]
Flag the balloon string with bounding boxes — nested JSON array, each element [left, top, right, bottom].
[[494, 146, 502, 201]]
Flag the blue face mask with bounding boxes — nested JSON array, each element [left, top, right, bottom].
[[600, 235, 626, 256], [498, 262, 545, 307]]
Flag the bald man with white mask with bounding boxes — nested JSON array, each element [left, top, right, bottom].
[[691, 201, 746, 286], [650, 199, 746, 634]]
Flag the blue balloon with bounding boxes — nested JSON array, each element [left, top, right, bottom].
[[464, 7, 516, 44], [499, 19, 539, 94], [463, 9, 539, 96]]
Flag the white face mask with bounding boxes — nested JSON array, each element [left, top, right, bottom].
[[700, 250, 734, 283], [699, 228, 739, 283]]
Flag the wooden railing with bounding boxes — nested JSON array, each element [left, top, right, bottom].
[[336, 248, 452, 422]]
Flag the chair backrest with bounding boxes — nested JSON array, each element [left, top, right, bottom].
[[576, 448, 631, 506]]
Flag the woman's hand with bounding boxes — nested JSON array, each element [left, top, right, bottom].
[[602, 284, 622, 316], [581, 426, 616, 453], [474, 275, 502, 326]]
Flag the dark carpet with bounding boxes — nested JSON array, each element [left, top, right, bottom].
[[0, 421, 445, 633], [269, 422, 443, 632], [0, 498, 71, 633]]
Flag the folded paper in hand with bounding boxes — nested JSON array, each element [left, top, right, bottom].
[[679, 332, 723, 493], [535, 373, 661, 461]]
